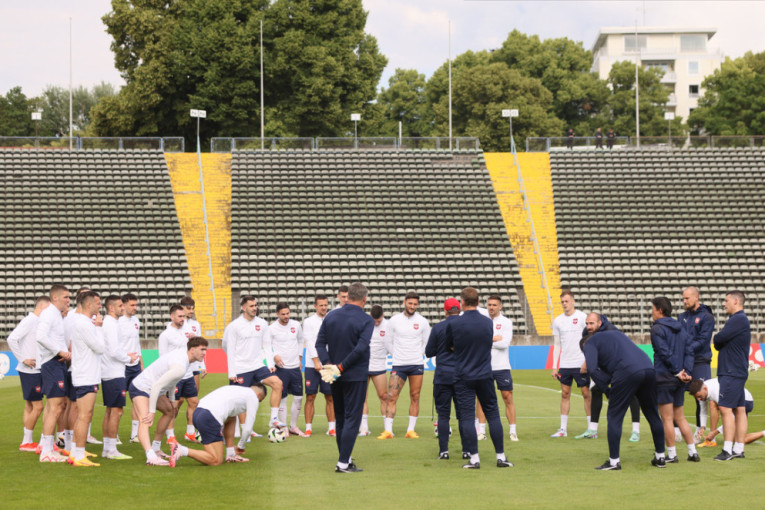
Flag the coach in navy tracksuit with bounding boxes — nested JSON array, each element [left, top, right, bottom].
[[445, 287, 512, 469], [678, 287, 715, 430], [316, 282, 374, 473], [581, 312, 666, 470], [650, 296, 696, 461], [712, 290, 751, 460], [424, 298, 464, 459]]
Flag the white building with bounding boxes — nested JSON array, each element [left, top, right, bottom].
[[591, 27, 722, 122]]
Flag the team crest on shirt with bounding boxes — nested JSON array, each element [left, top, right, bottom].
[[121, 390, 127, 397], [290, 327, 296, 334], [237, 377, 244, 384], [58, 381, 65, 389], [413, 324, 419, 330], [35, 386, 41, 393], [573, 318, 578, 325], [306, 380, 311, 387], [175, 387, 179, 394], [695, 317, 700, 324], [380, 331, 385, 337], [496, 324, 501, 330], [135, 324, 139, 330], [255, 325, 261, 331], [185, 332, 193, 339]]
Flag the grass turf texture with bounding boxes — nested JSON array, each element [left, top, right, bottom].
[[2, 370, 763, 508]]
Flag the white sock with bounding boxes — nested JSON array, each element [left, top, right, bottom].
[[186, 425, 195, 435], [178, 444, 189, 456], [74, 446, 86, 461], [478, 422, 486, 435], [290, 397, 303, 429], [674, 426, 681, 437], [560, 415, 568, 430], [145, 449, 157, 461], [166, 429, 174, 438], [497, 452, 506, 461], [723, 440, 733, 453], [667, 446, 676, 458], [23, 427, 34, 444], [655, 451, 665, 460], [337, 461, 349, 469], [234, 417, 241, 437], [328, 421, 336, 431], [131, 420, 139, 438], [87, 423, 92, 438], [226, 446, 235, 457], [103, 437, 114, 453], [152, 440, 162, 452], [470, 453, 480, 464], [408, 416, 418, 432], [270, 407, 279, 424], [384, 417, 393, 433], [733, 442, 744, 454], [509, 424, 516, 434], [589, 421, 599, 432], [687, 443, 697, 454], [63, 430, 73, 452], [609, 457, 620, 466], [40, 435, 54, 455], [586, 416, 591, 426], [717, 426, 724, 434], [306, 423, 312, 432], [361, 414, 368, 430], [632, 422, 640, 433], [279, 397, 288, 425]]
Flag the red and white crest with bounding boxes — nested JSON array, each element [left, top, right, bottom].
[[175, 387, 179, 394], [306, 380, 312, 387], [121, 390, 127, 397], [572, 318, 578, 325], [35, 386, 41, 393], [413, 324, 419, 330], [380, 330, 386, 337], [192, 326, 198, 333], [695, 317, 700, 324], [58, 380, 65, 389], [94, 385, 98, 391], [255, 325, 261, 331], [237, 377, 244, 384], [290, 327, 296, 334], [135, 324, 139, 330], [496, 324, 501, 330]]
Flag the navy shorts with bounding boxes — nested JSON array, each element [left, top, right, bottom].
[[125, 363, 142, 389], [193, 407, 223, 445], [230, 367, 272, 387], [276, 367, 303, 398], [75, 384, 99, 400], [66, 372, 78, 401], [41, 358, 68, 398], [305, 367, 331, 396], [390, 365, 424, 382], [368, 370, 386, 377], [719, 376, 747, 408], [558, 367, 590, 388], [102, 378, 127, 408], [19, 372, 43, 402], [193, 371, 201, 376], [175, 377, 198, 399], [128, 382, 150, 400], [492, 370, 514, 391], [745, 399, 754, 414], [691, 361, 711, 382], [656, 379, 685, 407]]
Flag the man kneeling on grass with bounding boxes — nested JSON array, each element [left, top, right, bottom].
[[171, 383, 266, 466]]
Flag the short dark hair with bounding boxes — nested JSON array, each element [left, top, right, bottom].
[[404, 291, 420, 302], [726, 290, 745, 306], [180, 296, 195, 307], [49, 284, 69, 296], [488, 294, 502, 304], [35, 295, 51, 306], [104, 294, 122, 310], [688, 379, 705, 395], [337, 285, 349, 294], [74, 287, 91, 300], [276, 302, 290, 313], [460, 287, 479, 307], [314, 294, 328, 303], [77, 290, 99, 307], [121, 292, 138, 303], [651, 296, 672, 317], [240, 295, 256, 307], [187, 336, 209, 349], [170, 303, 184, 314], [560, 289, 574, 299], [251, 382, 267, 396], [370, 305, 384, 319]]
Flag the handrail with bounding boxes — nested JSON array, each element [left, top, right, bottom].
[[510, 136, 554, 331]]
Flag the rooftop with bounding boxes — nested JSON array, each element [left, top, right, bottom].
[[592, 26, 717, 53]]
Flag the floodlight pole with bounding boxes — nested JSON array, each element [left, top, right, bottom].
[[69, 17, 73, 150], [502, 109, 519, 149], [635, 19, 640, 148], [448, 20, 452, 150], [351, 113, 361, 149], [260, 19, 264, 150]]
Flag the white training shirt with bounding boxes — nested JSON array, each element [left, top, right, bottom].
[[698, 377, 754, 428], [182, 318, 206, 372], [268, 319, 303, 369], [133, 348, 189, 411], [199, 385, 260, 442], [101, 315, 131, 380], [461, 306, 491, 318], [490, 313, 513, 371], [369, 318, 392, 372], [389, 312, 431, 366], [552, 310, 587, 369], [159, 324, 194, 379], [7, 312, 43, 374], [302, 313, 325, 364], [222, 315, 273, 378], [118, 315, 141, 367], [70, 312, 105, 387], [35, 303, 67, 366]]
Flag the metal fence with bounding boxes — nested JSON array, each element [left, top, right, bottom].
[[210, 136, 481, 152], [210, 137, 315, 152], [0, 136, 184, 152], [315, 137, 398, 149], [526, 135, 765, 152]]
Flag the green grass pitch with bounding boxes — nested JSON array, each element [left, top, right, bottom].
[[2, 370, 763, 508]]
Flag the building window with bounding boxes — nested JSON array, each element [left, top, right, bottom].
[[624, 35, 647, 52], [688, 61, 699, 74], [680, 35, 706, 52], [689, 85, 700, 98]]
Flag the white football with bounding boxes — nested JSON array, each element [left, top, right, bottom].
[[267, 427, 286, 443]]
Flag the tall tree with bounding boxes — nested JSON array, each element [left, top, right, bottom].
[[0, 87, 34, 136], [375, 68, 429, 137], [37, 83, 116, 136], [688, 51, 765, 135]]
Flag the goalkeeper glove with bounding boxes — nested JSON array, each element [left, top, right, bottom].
[[320, 364, 342, 383]]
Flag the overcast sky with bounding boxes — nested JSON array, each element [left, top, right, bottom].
[[1, 0, 764, 97]]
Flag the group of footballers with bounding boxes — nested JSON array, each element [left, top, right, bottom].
[[7, 281, 762, 469]]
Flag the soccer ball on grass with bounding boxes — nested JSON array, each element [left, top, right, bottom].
[[267, 427, 287, 443]]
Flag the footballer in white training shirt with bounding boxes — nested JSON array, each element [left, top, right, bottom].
[[171, 384, 267, 465], [119, 293, 143, 442], [269, 302, 306, 437], [302, 295, 336, 436], [689, 378, 764, 446], [380, 291, 431, 439], [180, 297, 206, 401], [130, 337, 208, 466], [476, 295, 518, 441], [360, 305, 391, 436], [7, 296, 50, 452], [550, 290, 591, 438]]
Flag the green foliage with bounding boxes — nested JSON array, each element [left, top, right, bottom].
[[375, 68, 429, 137], [688, 51, 765, 135], [35, 83, 116, 136], [0, 87, 34, 136]]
